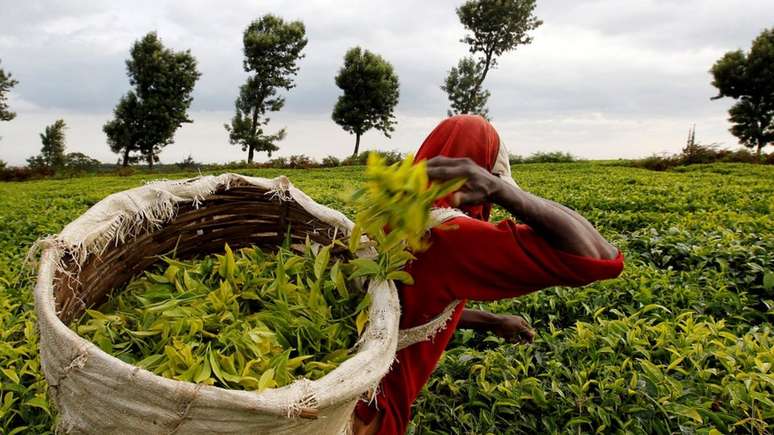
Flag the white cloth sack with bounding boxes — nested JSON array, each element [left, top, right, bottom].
[[33, 174, 401, 434]]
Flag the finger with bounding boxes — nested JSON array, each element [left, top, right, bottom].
[[426, 165, 468, 181], [452, 190, 487, 207], [426, 156, 470, 167], [426, 156, 460, 167], [452, 191, 472, 207], [450, 191, 462, 207], [518, 321, 533, 333]]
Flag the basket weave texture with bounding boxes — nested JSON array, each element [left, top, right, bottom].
[[33, 173, 400, 434]]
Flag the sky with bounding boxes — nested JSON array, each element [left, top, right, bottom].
[[0, 0, 772, 165]]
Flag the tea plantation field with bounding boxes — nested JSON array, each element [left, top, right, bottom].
[[0, 162, 772, 434]]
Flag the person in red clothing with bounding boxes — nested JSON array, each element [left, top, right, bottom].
[[352, 115, 624, 435]]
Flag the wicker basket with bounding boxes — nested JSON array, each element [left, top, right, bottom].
[[33, 174, 400, 434]]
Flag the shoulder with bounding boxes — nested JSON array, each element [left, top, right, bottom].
[[427, 217, 529, 255], [431, 216, 526, 237]]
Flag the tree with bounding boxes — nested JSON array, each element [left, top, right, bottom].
[[441, 57, 491, 118], [64, 152, 101, 172], [104, 92, 141, 167], [225, 15, 307, 163], [443, 0, 542, 117], [104, 32, 200, 168], [682, 124, 698, 159], [710, 28, 774, 158], [28, 119, 67, 169], [332, 47, 400, 156], [0, 60, 18, 122]]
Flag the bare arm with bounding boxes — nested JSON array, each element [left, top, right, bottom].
[[492, 184, 617, 259], [426, 156, 618, 260], [459, 308, 534, 344]]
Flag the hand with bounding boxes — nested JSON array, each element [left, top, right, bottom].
[[492, 315, 535, 344], [426, 156, 503, 207]]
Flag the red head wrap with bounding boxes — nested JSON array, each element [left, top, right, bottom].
[[415, 115, 501, 221]]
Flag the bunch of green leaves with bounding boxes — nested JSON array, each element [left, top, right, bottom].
[[346, 153, 465, 284], [73, 239, 369, 391]]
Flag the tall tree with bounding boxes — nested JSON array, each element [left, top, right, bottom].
[[0, 60, 18, 122], [104, 92, 141, 167], [710, 28, 774, 158], [441, 57, 491, 119], [225, 15, 307, 164], [104, 32, 200, 168], [27, 119, 67, 169], [40, 119, 67, 169], [332, 47, 400, 156], [443, 0, 542, 117]]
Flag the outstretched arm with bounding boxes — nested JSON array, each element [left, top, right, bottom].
[[459, 308, 534, 344], [426, 156, 618, 260]]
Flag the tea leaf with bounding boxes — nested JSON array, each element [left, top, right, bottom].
[[314, 245, 331, 281], [0, 368, 19, 384], [355, 310, 369, 336], [386, 271, 414, 285], [349, 258, 380, 278], [258, 368, 276, 392]]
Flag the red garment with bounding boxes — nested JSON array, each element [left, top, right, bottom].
[[354, 116, 625, 434]]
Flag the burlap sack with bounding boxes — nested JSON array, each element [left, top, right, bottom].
[[32, 173, 401, 434]]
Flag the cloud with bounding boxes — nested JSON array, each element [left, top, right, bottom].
[[0, 0, 768, 165]]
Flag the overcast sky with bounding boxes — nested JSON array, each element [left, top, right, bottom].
[[0, 0, 772, 165]]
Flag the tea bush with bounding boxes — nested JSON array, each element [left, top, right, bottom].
[[0, 162, 772, 433]]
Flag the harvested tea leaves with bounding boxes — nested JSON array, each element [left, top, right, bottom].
[[73, 242, 366, 391]]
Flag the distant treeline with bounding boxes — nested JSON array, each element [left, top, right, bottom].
[[0, 150, 576, 182], [0, 150, 403, 181], [626, 126, 774, 171]]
